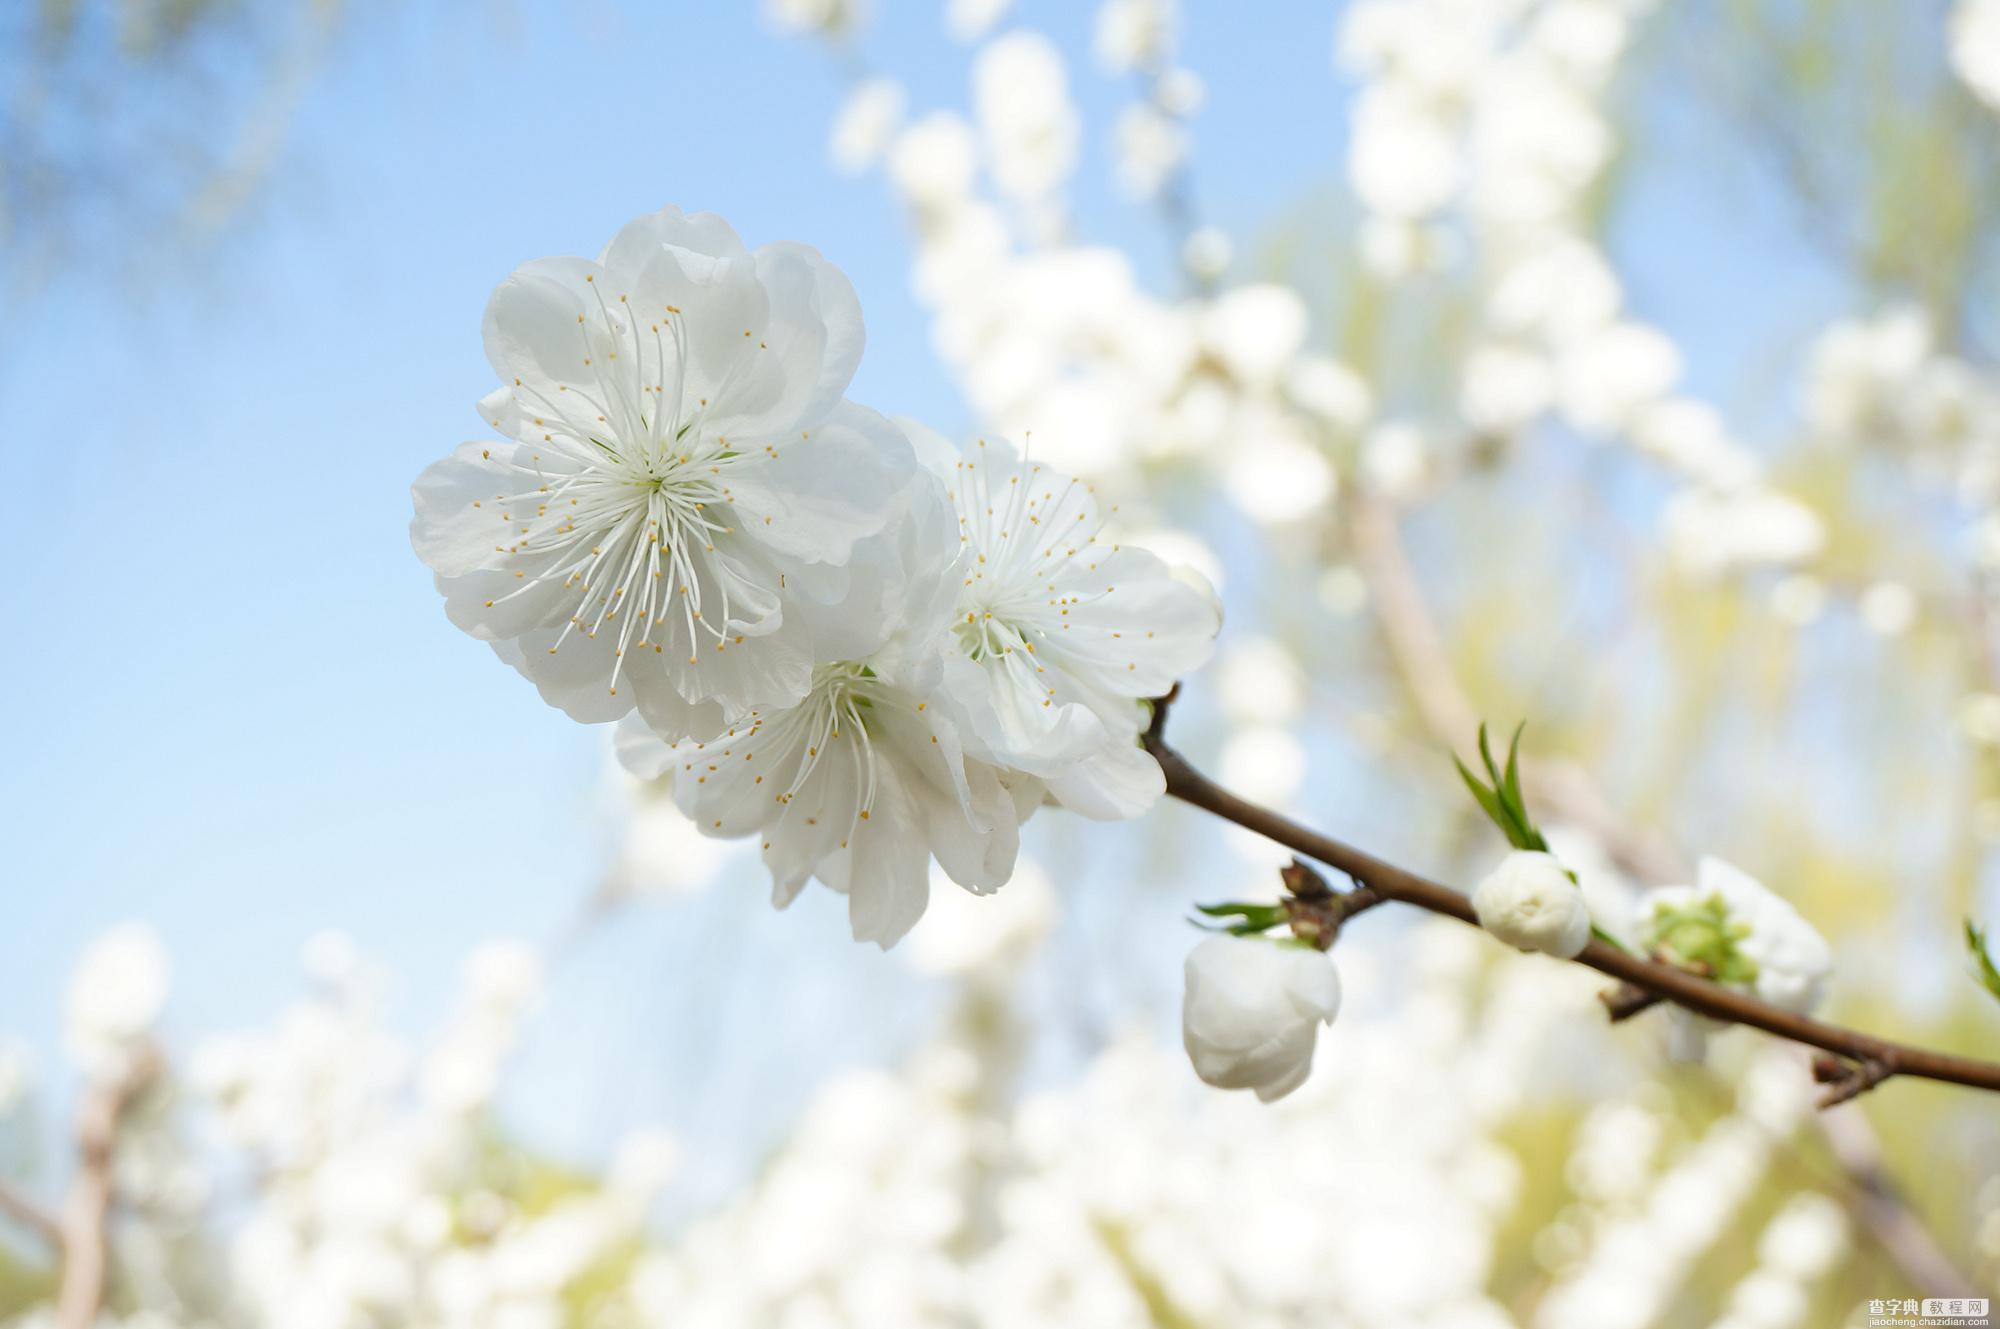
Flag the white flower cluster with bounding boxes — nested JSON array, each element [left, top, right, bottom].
[[1805, 304, 2000, 525], [4, 906, 1861, 1329], [10, 931, 677, 1329], [1536, 1054, 1820, 1329], [1340, 0, 1824, 578], [411, 206, 1222, 947], [617, 916, 1604, 1329], [798, 16, 1374, 518]]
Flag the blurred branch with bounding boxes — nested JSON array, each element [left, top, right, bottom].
[[0, 1177, 62, 1250], [56, 1049, 158, 1329], [1142, 688, 2000, 1104], [1348, 493, 1688, 884]]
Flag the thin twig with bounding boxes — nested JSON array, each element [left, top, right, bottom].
[[1598, 982, 1666, 1023], [1279, 857, 1385, 949], [1142, 691, 2000, 1103], [0, 1178, 62, 1250]]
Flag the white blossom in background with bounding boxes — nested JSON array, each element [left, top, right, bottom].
[[947, 0, 1012, 43], [1661, 486, 1825, 580], [1535, 1055, 1814, 1329], [1340, 0, 1825, 579], [1095, 0, 1175, 74], [66, 922, 170, 1083], [830, 77, 907, 173], [907, 856, 1056, 977], [607, 765, 750, 899], [1181, 935, 1341, 1101], [1802, 305, 2000, 507], [1110, 103, 1188, 199], [411, 206, 927, 741], [1952, 0, 2000, 110], [973, 32, 1080, 224], [762, 0, 868, 37], [180, 935, 670, 1329], [1709, 1193, 1847, 1329], [1472, 850, 1592, 958]]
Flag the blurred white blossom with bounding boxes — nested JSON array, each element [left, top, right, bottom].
[[66, 922, 170, 1083]]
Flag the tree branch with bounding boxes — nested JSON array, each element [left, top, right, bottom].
[[1142, 690, 2000, 1105], [0, 1178, 62, 1251], [56, 1050, 156, 1329]]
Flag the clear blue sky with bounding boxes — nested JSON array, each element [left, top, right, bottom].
[[0, 0, 1860, 1202]]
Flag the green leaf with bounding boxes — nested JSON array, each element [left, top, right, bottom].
[[1502, 723, 1527, 814], [1589, 924, 1627, 954], [1967, 920, 2000, 1003], [1190, 901, 1288, 935], [1455, 755, 1507, 825]]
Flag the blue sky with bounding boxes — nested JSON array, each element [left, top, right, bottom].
[[0, 0, 1882, 1203]]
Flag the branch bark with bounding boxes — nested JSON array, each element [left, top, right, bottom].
[[55, 1051, 155, 1329], [1142, 692, 2000, 1103]]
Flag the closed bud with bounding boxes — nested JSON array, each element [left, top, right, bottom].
[[1471, 850, 1591, 958]]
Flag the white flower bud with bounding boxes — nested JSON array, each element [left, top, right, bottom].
[[1181, 935, 1340, 1102], [1471, 850, 1591, 958]]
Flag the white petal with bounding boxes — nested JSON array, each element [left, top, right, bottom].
[[845, 763, 933, 947], [724, 402, 912, 566]]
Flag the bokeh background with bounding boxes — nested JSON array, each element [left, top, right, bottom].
[[4, 0, 2000, 1324]]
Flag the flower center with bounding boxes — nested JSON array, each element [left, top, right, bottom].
[[480, 284, 778, 694]]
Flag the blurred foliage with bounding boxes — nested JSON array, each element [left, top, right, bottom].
[[0, 0, 350, 315]]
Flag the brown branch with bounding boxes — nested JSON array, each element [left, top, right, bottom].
[[56, 1050, 157, 1329], [1278, 858, 1385, 949], [1598, 983, 1666, 1023], [1142, 691, 2000, 1104]]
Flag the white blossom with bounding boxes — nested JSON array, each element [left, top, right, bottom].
[[1110, 103, 1188, 200], [919, 430, 1222, 819], [829, 78, 906, 173], [946, 0, 1013, 42], [972, 33, 1080, 208], [1952, 0, 2000, 110], [1471, 850, 1591, 958], [616, 482, 1027, 948], [1181, 935, 1341, 1102], [66, 922, 170, 1082], [762, 0, 867, 37], [1642, 857, 1831, 1016], [411, 206, 921, 741], [1095, 0, 1175, 73]]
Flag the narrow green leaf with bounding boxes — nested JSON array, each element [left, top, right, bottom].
[[1502, 723, 1527, 818], [1589, 924, 1628, 954], [1967, 919, 2000, 1003], [1456, 756, 1507, 826]]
